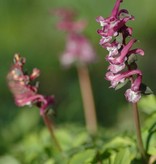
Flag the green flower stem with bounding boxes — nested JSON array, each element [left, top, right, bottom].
[[132, 103, 147, 160], [77, 65, 98, 135], [42, 114, 62, 152]]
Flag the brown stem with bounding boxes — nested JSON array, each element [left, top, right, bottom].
[[149, 155, 156, 164], [42, 114, 62, 152], [132, 103, 147, 160], [77, 65, 98, 135]]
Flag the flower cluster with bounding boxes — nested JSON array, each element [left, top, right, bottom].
[[54, 8, 96, 67], [96, 0, 146, 103], [7, 54, 54, 115]]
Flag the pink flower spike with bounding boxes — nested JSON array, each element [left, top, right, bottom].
[[96, 0, 151, 103], [7, 54, 54, 115], [54, 8, 96, 67]]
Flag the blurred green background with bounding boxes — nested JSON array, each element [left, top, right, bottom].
[[0, 0, 156, 161]]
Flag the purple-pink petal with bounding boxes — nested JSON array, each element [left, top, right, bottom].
[[108, 63, 125, 73], [111, 0, 123, 17], [108, 69, 142, 88], [109, 39, 136, 64], [131, 75, 142, 92], [128, 48, 144, 56]]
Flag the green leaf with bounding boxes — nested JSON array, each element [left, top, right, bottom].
[[139, 95, 156, 114], [114, 148, 133, 164], [69, 149, 96, 164], [100, 150, 116, 164], [0, 155, 20, 164], [1, 108, 40, 143], [115, 79, 129, 90], [44, 159, 55, 164], [142, 113, 156, 155], [143, 112, 156, 130], [55, 129, 75, 150], [101, 136, 135, 154], [142, 129, 156, 155], [140, 83, 153, 95], [100, 147, 135, 164]]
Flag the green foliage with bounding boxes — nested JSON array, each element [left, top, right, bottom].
[[69, 149, 96, 164], [139, 95, 156, 115], [0, 155, 20, 164], [1, 96, 156, 163], [1, 106, 156, 164]]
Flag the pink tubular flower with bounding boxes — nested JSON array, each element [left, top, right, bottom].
[[96, 0, 151, 103], [125, 89, 141, 103], [106, 39, 137, 65], [54, 8, 96, 67], [7, 54, 54, 115]]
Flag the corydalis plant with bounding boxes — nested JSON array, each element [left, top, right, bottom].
[[7, 54, 62, 152], [54, 8, 98, 135], [96, 0, 152, 103], [96, 0, 153, 160], [7, 54, 54, 115]]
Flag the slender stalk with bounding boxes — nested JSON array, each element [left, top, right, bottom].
[[149, 155, 156, 164], [132, 103, 146, 160], [77, 65, 98, 135], [42, 114, 62, 152]]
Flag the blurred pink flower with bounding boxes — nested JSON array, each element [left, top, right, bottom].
[[7, 54, 54, 115], [60, 33, 96, 67], [54, 8, 96, 67]]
